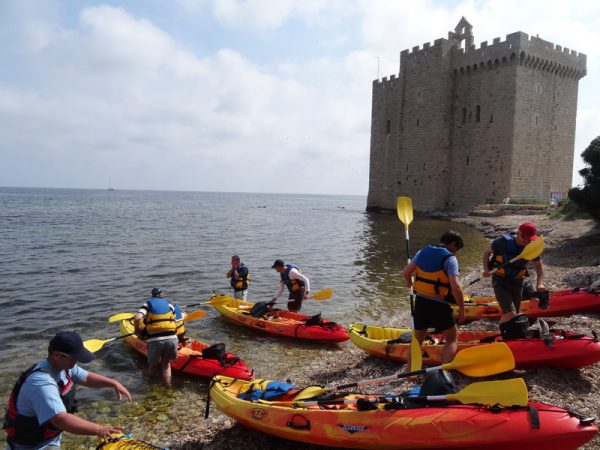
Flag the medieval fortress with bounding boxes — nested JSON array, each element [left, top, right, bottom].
[[367, 18, 587, 212]]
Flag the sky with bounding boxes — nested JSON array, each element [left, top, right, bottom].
[[1, 0, 599, 195]]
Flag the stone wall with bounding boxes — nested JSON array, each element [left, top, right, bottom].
[[367, 20, 587, 213]]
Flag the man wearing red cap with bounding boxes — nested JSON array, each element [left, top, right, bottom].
[[482, 221, 546, 322]]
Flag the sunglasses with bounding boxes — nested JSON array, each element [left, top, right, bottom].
[[55, 351, 76, 361]]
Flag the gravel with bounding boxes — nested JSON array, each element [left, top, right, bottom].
[[169, 212, 600, 450]]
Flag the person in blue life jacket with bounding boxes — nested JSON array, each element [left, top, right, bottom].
[[482, 221, 546, 323], [3, 331, 131, 450], [270, 259, 310, 312], [134, 287, 179, 385], [226, 255, 250, 300], [403, 231, 466, 366]]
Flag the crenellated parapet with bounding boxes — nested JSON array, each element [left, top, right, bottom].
[[399, 38, 451, 63], [452, 31, 586, 79]]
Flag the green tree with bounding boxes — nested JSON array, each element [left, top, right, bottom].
[[568, 136, 600, 221]]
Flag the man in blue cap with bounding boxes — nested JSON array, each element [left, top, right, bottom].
[[4, 331, 131, 449], [134, 287, 178, 385]]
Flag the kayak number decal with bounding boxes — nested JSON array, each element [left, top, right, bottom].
[[251, 408, 268, 420]]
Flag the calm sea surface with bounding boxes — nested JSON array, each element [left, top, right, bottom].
[[0, 187, 488, 447]]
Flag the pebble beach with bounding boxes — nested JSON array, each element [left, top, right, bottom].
[[167, 210, 600, 450]]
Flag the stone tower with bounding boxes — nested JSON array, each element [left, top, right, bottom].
[[367, 18, 587, 212]]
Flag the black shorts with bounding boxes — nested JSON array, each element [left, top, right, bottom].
[[413, 295, 455, 332], [287, 289, 303, 312]]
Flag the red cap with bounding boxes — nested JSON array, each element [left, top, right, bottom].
[[518, 222, 538, 241]]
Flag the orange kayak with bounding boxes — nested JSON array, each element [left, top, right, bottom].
[[119, 318, 253, 380], [208, 375, 598, 450], [348, 324, 600, 369], [454, 287, 600, 321], [206, 294, 348, 342]]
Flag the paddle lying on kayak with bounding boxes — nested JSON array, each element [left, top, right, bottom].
[[290, 342, 514, 400], [468, 236, 545, 286], [270, 378, 528, 408], [205, 288, 334, 306], [397, 196, 422, 372], [108, 309, 206, 323], [86, 310, 207, 352], [333, 342, 514, 391]]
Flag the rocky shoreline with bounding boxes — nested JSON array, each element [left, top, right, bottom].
[[169, 212, 600, 450]]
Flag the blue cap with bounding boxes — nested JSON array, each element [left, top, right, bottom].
[[49, 331, 95, 363]]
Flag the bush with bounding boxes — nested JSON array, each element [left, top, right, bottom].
[[548, 197, 592, 220], [568, 136, 600, 222]]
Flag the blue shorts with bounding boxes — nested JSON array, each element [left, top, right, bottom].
[[147, 337, 178, 365]]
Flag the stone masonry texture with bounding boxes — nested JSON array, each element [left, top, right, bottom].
[[366, 18, 587, 212]]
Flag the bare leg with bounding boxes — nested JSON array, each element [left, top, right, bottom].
[[441, 325, 459, 364], [160, 356, 172, 386]]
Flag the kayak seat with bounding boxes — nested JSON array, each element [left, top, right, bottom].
[[479, 334, 501, 343], [178, 347, 202, 356]]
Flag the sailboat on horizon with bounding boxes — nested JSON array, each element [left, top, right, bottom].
[[107, 179, 115, 191]]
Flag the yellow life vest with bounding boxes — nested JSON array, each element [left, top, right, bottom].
[[143, 298, 176, 336], [412, 245, 453, 301], [176, 318, 186, 336], [414, 267, 451, 299]]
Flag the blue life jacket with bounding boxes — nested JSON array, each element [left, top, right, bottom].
[[490, 233, 528, 279], [281, 264, 304, 292], [230, 263, 250, 291]]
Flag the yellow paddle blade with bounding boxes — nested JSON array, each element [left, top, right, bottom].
[[443, 342, 515, 376], [310, 288, 333, 301], [183, 310, 206, 321], [410, 330, 422, 371], [108, 313, 134, 323], [447, 378, 528, 407], [293, 386, 328, 401], [83, 338, 112, 353], [396, 197, 413, 228], [204, 294, 233, 305], [519, 235, 545, 260]]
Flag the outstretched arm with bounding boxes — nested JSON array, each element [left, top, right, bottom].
[[81, 372, 132, 402], [50, 412, 125, 441]]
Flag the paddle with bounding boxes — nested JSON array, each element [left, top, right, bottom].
[[90, 310, 207, 353], [108, 309, 206, 323], [83, 334, 134, 353], [397, 196, 421, 371], [333, 342, 514, 391], [468, 236, 545, 286], [205, 288, 334, 306], [270, 378, 528, 408], [416, 377, 528, 407], [294, 342, 514, 400]]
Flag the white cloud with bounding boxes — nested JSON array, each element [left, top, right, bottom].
[[1, 0, 598, 194]]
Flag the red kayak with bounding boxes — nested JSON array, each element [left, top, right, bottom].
[[457, 287, 600, 321], [207, 294, 349, 342], [120, 319, 254, 380], [349, 324, 600, 369], [210, 376, 599, 450]]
